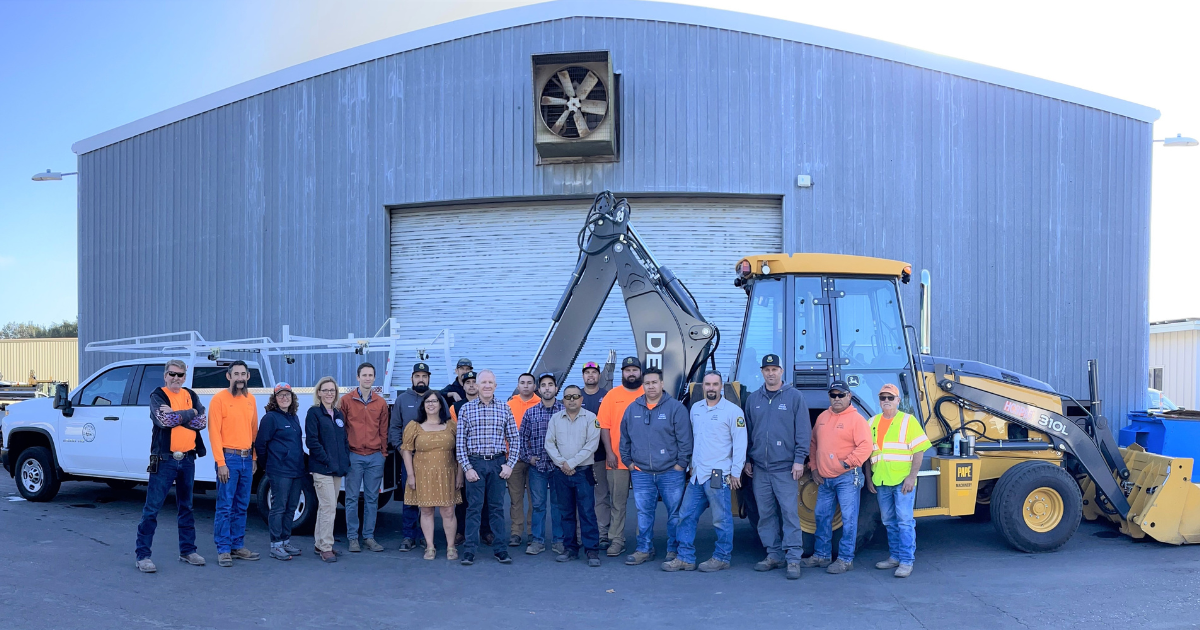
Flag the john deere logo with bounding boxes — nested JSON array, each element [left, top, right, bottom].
[[956, 463, 973, 481]]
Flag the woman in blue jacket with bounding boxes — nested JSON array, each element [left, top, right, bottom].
[[254, 383, 307, 561], [305, 376, 350, 563]]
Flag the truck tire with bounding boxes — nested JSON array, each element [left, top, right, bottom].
[[992, 461, 1082, 553], [16, 446, 60, 502], [256, 476, 318, 535]]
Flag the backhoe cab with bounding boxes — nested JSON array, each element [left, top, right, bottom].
[[731, 253, 1200, 552]]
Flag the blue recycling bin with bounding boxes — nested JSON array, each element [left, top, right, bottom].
[[1119, 411, 1200, 462]]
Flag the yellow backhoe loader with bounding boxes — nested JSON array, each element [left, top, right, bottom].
[[728, 253, 1200, 552]]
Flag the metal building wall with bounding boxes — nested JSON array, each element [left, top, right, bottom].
[[77, 16, 1151, 422], [0, 339, 79, 387], [1149, 330, 1200, 409]]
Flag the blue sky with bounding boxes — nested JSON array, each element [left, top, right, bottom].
[[2, 0, 1197, 326]]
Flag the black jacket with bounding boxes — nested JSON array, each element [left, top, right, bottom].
[[254, 409, 306, 478], [744, 384, 811, 473], [305, 404, 350, 477], [388, 388, 426, 449], [148, 387, 207, 457], [618, 393, 693, 473]]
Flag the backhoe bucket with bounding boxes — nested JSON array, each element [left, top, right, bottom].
[[1081, 444, 1200, 544]]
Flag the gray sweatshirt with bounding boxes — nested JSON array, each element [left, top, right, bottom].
[[388, 388, 425, 450], [619, 393, 693, 473], [744, 384, 811, 473]]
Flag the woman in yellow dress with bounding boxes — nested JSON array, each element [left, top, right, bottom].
[[401, 390, 464, 560]]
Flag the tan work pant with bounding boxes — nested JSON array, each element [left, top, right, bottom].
[[594, 460, 612, 538], [607, 468, 630, 546], [507, 460, 530, 537], [312, 473, 340, 552]]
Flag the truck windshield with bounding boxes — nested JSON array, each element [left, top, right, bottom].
[[736, 277, 784, 390]]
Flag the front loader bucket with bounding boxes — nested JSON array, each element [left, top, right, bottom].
[[1081, 444, 1200, 544]]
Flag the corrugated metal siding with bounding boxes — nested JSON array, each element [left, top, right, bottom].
[[0, 338, 79, 387], [78, 16, 1150, 423], [1149, 330, 1200, 409]]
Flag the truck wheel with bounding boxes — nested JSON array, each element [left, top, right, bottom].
[[992, 461, 1082, 553], [256, 477, 318, 535], [16, 446, 60, 502]]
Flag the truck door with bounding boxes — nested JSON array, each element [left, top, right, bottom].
[[827, 277, 915, 418], [60, 365, 135, 474], [123, 365, 166, 475]]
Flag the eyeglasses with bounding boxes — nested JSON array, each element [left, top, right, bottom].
[[166, 371, 186, 378], [563, 394, 582, 401], [878, 395, 896, 401], [829, 392, 847, 399]]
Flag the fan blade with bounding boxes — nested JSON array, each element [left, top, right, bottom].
[[573, 111, 592, 138], [541, 96, 568, 106], [552, 109, 571, 135], [557, 70, 576, 98], [577, 71, 599, 99], [580, 99, 608, 115]]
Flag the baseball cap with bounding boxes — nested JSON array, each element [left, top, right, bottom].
[[273, 382, 293, 393], [761, 354, 781, 368], [879, 384, 900, 396], [456, 358, 473, 368], [582, 361, 601, 373], [537, 371, 556, 384], [621, 356, 641, 369], [462, 371, 477, 382], [412, 362, 431, 375], [828, 380, 851, 394]]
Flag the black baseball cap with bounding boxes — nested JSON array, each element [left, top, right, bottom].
[[412, 362, 431, 375], [761, 354, 781, 368], [462, 371, 477, 382], [456, 358, 473, 368], [621, 356, 641, 369], [828, 380, 851, 393]]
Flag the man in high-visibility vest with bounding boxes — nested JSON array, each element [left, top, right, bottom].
[[865, 384, 930, 578]]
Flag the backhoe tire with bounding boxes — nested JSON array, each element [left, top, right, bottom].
[[992, 461, 1082, 553]]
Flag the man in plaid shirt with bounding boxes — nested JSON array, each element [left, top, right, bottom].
[[519, 373, 565, 556], [456, 369, 520, 565]]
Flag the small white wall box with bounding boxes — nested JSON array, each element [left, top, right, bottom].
[[796, 175, 812, 187]]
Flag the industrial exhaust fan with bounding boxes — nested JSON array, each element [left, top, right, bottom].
[[532, 50, 618, 162]]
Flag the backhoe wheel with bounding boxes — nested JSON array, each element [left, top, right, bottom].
[[992, 461, 1082, 553]]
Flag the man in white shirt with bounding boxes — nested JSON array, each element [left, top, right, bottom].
[[663, 371, 746, 573]]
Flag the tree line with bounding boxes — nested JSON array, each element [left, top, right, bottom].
[[0, 319, 78, 339]]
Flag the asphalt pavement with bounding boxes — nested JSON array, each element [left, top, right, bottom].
[[0, 475, 1198, 630]]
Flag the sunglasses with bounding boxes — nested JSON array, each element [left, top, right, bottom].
[[879, 395, 896, 401], [563, 394, 582, 401], [166, 371, 186, 378], [829, 392, 847, 399]]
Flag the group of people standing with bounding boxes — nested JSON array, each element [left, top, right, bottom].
[[132, 352, 930, 579]]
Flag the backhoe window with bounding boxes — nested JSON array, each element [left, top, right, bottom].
[[736, 277, 784, 390], [794, 277, 827, 363], [835, 279, 907, 370]]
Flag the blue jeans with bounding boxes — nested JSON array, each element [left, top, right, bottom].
[[344, 452, 385, 540], [552, 465, 599, 554], [675, 479, 733, 564], [399, 464, 421, 539], [631, 469, 686, 554], [877, 483, 917, 564], [214, 451, 253, 554], [135, 454, 196, 560], [527, 466, 562, 544], [814, 468, 864, 562]]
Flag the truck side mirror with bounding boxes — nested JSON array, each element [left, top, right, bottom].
[[53, 383, 73, 417]]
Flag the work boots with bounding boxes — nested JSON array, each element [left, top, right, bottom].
[[826, 558, 853, 574]]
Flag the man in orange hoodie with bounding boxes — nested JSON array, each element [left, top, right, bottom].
[[803, 380, 872, 575]]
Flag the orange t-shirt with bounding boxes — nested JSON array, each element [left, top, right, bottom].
[[809, 406, 872, 479], [596, 385, 644, 470], [164, 388, 197, 452], [508, 395, 540, 429], [207, 389, 259, 466]]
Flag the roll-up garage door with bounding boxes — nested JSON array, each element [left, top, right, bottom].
[[389, 197, 782, 392]]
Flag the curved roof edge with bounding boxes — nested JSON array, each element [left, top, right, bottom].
[[72, 0, 1159, 155]]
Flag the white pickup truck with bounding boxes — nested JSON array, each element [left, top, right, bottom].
[[0, 324, 452, 532]]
